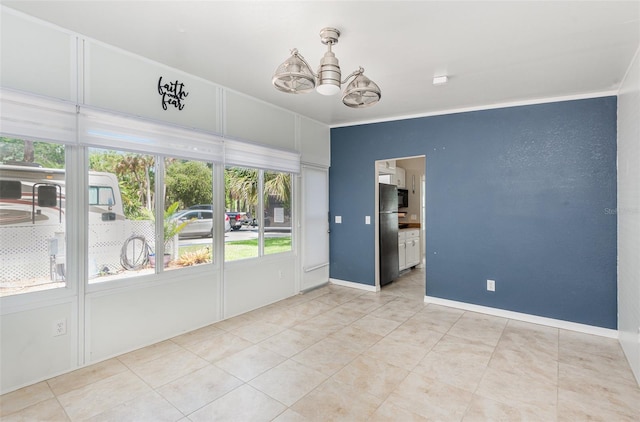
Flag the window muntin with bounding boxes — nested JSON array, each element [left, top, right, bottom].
[[0, 137, 67, 297]]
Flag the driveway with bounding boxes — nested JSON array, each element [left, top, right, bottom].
[[179, 226, 290, 247]]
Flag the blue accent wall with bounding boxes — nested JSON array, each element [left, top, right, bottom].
[[330, 97, 617, 329]]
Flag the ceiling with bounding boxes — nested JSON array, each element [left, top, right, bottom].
[[3, 1, 639, 127]]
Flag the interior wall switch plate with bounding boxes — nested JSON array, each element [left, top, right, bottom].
[[487, 279, 496, 292], [365, 216, 371, 224], [335, 216, 342, 223]]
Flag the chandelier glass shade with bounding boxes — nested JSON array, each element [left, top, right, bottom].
[[272, 27, 381, 108], [271, 49, 316, 94], [342, 69, 381, 108]]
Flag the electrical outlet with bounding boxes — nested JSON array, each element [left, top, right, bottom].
[[53, 318, 67, 336], [487, 279, 496, 292]]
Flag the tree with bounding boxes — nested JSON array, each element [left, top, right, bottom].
[[165, 160, 213, 208], [114, 154, 155, 212], [224, 167, 291, 219], [23, 140, 34, 162], [264, 171, 291, 208], [225, 167, 258, 214], [0, 137, 65, 168], [89, 150, 154, 219]]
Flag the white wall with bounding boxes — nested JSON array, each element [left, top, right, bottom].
[[85, 42, 222, 133], [0, 7, 330, 394], [225, 91, 296, 149], [299, 117, 330, 167], [86, 273, 221, 362], [617, 46, 640, 385], [0, 10, 76, 100], [0, 302, 77, 390], [224, 256, 296, 318]]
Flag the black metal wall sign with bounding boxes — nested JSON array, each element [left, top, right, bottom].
[[158, 76, 189, 110]]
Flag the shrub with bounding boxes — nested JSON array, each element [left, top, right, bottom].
[[176, 247, 211, 266]]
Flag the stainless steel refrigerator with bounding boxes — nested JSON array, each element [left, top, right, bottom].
[[379, 183, 399, 286]]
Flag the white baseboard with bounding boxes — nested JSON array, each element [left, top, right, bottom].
[[424, 295, 618, 339], [330, 278, 379, 292]]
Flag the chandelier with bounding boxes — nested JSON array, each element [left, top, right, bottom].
[[272, 28, 381, 108]]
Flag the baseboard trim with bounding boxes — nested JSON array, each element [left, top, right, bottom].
[[330, 278, 379, 292], [424, 295, 618, 339]]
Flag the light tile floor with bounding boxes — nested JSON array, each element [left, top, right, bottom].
[[2, 268, 639, 421]]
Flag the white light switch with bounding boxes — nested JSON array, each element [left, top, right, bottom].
[[365, 216, 371, 224], [487, 279, 496, 292], [411, 214, 417, 221], [335, 216, 342, 224]]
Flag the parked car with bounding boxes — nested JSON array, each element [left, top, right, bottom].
[[226, 211, 249, 230], [187, 204, 241, 232], [172, 209, 231, 238]]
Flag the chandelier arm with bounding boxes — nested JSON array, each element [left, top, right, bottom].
[[292, 49, 319, 78], [341, 67, 365, 84]]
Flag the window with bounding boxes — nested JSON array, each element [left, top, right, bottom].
[[0, 137, 67, 297], [88, 186, 115, 206], [224, 167, 292, 261], [163, 157, 215, 271], [264, 170, 292, 255], [224, 166, 258, 261], [87, 149, 156, 282], [87, 150, 217, 283], [2, 93, 229, 294]]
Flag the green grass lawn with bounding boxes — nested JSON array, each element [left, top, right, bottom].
[[178, 237, 291, 262], [225, 237, 291, 261]]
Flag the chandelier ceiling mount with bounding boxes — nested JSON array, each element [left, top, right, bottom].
[[272, 27, 381, 108]]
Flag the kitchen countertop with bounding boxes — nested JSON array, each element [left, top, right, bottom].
[[399, 224, 420, 230]]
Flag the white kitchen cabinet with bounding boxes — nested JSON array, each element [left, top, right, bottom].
[[395, 167, 406, 188], [405, 230, 420, 268], [378, 174, 394, 185], [377, 160, 396, 175], [398, 231, 407, 271], [399, 229, 420, 271]]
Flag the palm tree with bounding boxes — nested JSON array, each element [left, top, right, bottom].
[[264, 171, 291, 208], [224, 168, 291, 225], [225, 167, 258, 213]]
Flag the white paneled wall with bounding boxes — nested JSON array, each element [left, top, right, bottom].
[[617, 47, 640, 385], [299, 117, 330, 167], [0, 302, 77, 390], [0, 6, 330, 394], [0, 11, 76, 101], [84, 42, 222, 133], [87, 275, 220, 362], [223, 256, 296, 319], [225, 91, 296, 149]]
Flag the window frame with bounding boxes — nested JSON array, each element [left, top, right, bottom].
[[85, 151, 222, 292], [0, 90, 300, 304]]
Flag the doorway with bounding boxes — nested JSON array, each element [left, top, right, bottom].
[[375, 155, 426, 296]]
